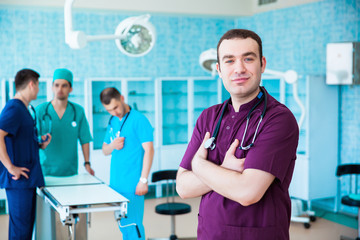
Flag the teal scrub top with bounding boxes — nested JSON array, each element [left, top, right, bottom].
[[104, 109, 153, 194], [36, 101, 92, 176]]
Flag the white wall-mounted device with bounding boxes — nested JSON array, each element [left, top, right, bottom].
[[326, 42, 360, 85], [64, 0, 156, 57]]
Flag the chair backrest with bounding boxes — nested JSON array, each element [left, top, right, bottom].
[[336, 164, 360, 196], [152, 170, 177, 182], [151, 170, 178, 203], [336, 164, 360, 176]]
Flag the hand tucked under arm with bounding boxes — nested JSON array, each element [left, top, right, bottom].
[[221, 139, 245, 173]]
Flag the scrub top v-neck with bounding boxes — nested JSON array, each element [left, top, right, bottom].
[[36, 101, 92, 176]]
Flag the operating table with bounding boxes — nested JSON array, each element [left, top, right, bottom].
[[36, 174, 139, 240]]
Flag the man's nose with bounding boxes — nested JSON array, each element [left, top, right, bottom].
[[234, 60, 246, 74]]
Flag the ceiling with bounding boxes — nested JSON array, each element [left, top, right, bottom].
[[0, 0, 320, 17]]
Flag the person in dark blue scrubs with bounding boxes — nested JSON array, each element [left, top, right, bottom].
[[0, 69, 51, 240]]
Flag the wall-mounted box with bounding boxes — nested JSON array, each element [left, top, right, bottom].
[[326, 42, 360, 85]]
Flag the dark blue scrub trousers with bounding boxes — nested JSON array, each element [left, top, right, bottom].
[[6, 188, 36, 240]]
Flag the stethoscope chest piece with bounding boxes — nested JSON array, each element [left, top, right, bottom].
[[204, 137, 216, 150], [71, 121, 77, 127]]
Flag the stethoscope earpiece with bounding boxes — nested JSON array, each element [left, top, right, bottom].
[[71, 121, 77, 127]]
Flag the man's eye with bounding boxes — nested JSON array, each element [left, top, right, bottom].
[[225, 60, 233, 63], [244, 58, 254, 62]]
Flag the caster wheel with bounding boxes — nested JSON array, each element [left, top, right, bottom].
[[310, 216, 316, 222], [304, 223, 311, 229]]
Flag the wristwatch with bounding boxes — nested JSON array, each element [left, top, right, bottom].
[[139, 177, 148, 184], [84, 162, 91, 166]]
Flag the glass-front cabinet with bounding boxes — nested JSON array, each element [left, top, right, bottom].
[[193, 79, 219, 129], [69, 80, 85, 106], [156, 77, 221, 170], [161, 79, 188, 145], [127, 80, 155, 128]]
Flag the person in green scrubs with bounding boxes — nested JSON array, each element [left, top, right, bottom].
[[35, 68, 93, 240], [36, 68, 93, 176]]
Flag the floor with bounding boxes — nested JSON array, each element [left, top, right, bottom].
[[0, 197, 357, 240]]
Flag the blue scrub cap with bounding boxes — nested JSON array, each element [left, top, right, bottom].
[[53, 68, 73, 86]]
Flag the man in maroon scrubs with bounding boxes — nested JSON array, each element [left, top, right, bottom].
[[177, 29, 299, 240]]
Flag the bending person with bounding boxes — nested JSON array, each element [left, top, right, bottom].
[[101, 87, 154, 240]]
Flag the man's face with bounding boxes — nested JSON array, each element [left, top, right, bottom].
[[103, 97, 126, 119], [52, 79, 72, 101], [216, 38, 266, 101]]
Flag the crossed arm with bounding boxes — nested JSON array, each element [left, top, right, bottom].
[[176, 132, 275, 206]]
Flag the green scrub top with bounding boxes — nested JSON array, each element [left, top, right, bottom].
[[36, 101, 92, 176]]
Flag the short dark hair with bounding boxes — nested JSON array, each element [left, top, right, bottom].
[[217, 29, 263, 68], [15, 69, 40, 91], [100, 87, 121, 105]]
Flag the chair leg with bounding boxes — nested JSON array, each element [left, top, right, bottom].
[[170, 235, 178, 240], [171, 215, 176, 236], [170, 215, 178, 240]]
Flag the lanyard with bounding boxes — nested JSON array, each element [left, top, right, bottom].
[[119, 110, 131, 133]]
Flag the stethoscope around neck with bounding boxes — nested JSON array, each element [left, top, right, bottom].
[[204, 87, 267, 151], [42, 101, 77, 133]]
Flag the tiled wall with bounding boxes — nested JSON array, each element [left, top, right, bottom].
[[0, 7, 234, 79], [236, 0, 359, 213]]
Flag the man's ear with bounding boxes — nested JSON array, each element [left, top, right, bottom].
[[28, 80, 35, 89], [216, 62, 222, 78], [261, 56, 267, 73]]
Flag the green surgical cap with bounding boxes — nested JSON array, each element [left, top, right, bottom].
[[53, 68, 73, 86]]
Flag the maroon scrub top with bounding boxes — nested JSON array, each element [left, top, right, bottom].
[[180, 88, 299, 240]]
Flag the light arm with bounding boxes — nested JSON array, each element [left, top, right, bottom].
[[82, 143, 94, 175], [140, 141, 154, 180], [135, 141, 154, 195], [102, 142, 114, 156], [176, 167, 212, 199], [192, 158, 274, 206]]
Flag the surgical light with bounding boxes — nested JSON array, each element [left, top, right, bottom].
[[64, 0, 156, 57], [199, 48, 217, 76]]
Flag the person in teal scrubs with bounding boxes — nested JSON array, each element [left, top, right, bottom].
[[36, 68, 93, 176], [101, 87, 154, 240], [35, 68, 93, 239]]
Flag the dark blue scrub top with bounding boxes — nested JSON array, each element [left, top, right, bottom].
[[0, 99, 44, 188], [180, 88, 299, 240]]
